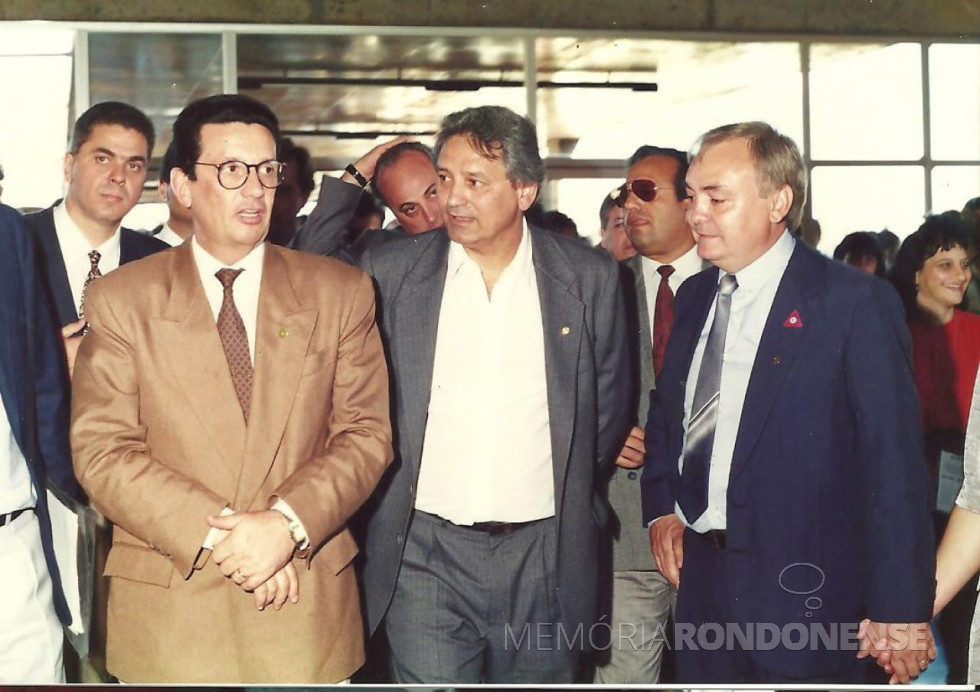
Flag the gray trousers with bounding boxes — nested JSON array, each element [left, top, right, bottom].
[[384, 510, 578, 683], [592, 570, 676, 683]]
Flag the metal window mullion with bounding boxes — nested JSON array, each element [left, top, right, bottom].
[[921, 42, 932, 213], [222, 31, 237, 94], [73, 29, 90, 118]]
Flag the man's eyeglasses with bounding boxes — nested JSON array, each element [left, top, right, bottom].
[[195, 160, 285, 190], [614, 179, 674, 207]]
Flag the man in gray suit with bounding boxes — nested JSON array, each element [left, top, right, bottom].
[[359, 105, 630, 683], [595, 146, 700, 683]]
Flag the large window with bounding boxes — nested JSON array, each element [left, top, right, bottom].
[[0, 24, 977, 248], [0, 26, 74, 209]]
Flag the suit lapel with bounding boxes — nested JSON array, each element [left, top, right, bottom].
[[153, 243, 245, 482], [235, 247, 316, 508], [729, 244, 822, 483], [531, 229, 584, 510], [391, 232, 449, 481], [627, 255, 656, 392], [33, 207, 79, 325]]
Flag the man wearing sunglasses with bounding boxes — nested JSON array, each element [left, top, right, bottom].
[[70, 94, 393, 683], [595, 146, 701, 684]]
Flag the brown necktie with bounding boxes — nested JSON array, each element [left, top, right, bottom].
[[652, 264, 675, 379], [215, 268, 252, 422], [79, 249, 102, 318]]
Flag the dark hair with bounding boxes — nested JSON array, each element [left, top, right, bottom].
[[70, 101, 155, 157], [170, 94, 280, 181], [159, 139, 177, 184], [832, 231, 885, 277], [434, 106, 544, 187], [889, 211, 975, 320], [878, 229, 900, 253], [541, 210, 578, 238], [279, 137, 315, 196], [372, 141, 434, 206], [625, 145, 689, 202], [599, 190, 618, 228]]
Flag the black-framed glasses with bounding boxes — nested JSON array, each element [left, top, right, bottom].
[[195, 160, 285, 190], [614, 179, 674, 207]]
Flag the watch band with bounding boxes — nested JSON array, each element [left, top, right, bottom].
[[345, 163, 369, 187]]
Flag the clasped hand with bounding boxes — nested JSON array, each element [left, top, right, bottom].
[[208, 510, 299, 611], [857, 619, 936, 684]]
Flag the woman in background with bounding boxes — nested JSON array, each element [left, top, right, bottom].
[[891, 211, 980, 683]]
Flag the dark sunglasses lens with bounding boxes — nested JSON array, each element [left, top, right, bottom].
[[633, 179, 658, 202]]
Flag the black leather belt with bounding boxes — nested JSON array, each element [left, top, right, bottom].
[[465, 518, 543, 536], [0, 508, 30, 528], [700, 529, 727, 549]]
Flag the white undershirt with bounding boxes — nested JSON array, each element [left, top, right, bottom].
[[0, 393, 33, 515], [415, 223, 555, 525], [678, 231, 795, 532]]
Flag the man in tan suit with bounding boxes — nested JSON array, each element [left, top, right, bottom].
[[70, 94, 392, 683]]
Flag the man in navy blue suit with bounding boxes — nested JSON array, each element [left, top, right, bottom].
[[641, 122, 935, 684], [23, 101, 168, 375], [0, 203, 82, 682]]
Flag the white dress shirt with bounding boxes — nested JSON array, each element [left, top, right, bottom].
[[0, 395, 33, 515], [191, 238, 263, 364], [415, 223, 555, 525], [678, 231, 796, 531], [191, 239, 308, 548], [155, 224, 187, 247], [53, 202, 121, 316], [641, 244, 703, 342]]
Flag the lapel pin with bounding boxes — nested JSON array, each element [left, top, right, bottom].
[[560, 326, 570, 336], [783, 309, 803, 329], [278, 328, 289, 338]]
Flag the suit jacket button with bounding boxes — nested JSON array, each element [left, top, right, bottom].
[[628, 471, 638, 480]]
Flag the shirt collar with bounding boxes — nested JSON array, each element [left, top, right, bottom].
[[446, 219, 532, 285], [191, 237, 266, 283], [641, 243, 702, 281], [54, 200, 122, 255], [720, 230, 795, 292]]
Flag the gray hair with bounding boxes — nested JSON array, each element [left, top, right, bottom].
[[434, 106, 545, 187], [691, 121, 807, 229]]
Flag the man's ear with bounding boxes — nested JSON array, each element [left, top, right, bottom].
[[516, 182, 539, 212], [63, 153, 74, 185], [769, 184, 792, 224], [170, 168, 193, 210]]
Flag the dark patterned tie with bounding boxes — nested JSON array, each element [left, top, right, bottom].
[[652, 264, 675, 380], [79, 249, 102, 318], [215, 268, 252, 422], [678, 273, 738, 523]]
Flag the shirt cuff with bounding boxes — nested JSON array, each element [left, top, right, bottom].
[[202, 506, 235, 550], [272, 498, 310, 550]]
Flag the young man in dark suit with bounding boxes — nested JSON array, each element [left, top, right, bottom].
[[24, 101, 168, 374]]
